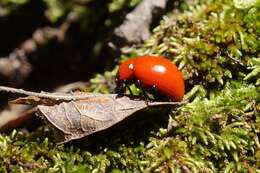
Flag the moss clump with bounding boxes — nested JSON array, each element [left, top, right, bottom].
[[0, 0, 141, 23], [89, 69, 118, 94], [135, 0, 259, 88], [0, 82, 259, 172], [0, 0, 29, 16], [43, 0, 141, 23]]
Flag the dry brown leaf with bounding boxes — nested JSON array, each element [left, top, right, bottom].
[[0, 86, 183, 143]]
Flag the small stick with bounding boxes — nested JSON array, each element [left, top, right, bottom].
[[146, 101, 187, 107], [0, 86, 100, 101]]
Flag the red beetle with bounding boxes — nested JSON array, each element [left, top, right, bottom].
[[117, 55, 185, 102]]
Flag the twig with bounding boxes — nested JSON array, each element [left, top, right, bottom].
[[227, 52, 245, 66], [109, 0, 168, 53], [147, 101, 186, 107], [0, 86, 101, 101], [0, 85, 185, 106], [0, 21, 71, 86]]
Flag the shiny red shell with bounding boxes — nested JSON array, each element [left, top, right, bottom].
[[117, 55, 185, 101], [117, 58, 135, 81]]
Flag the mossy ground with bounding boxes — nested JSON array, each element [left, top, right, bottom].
[[0, 0, 259, 172]]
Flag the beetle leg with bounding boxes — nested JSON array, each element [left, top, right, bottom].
[[141, 86, 154, 101], [150, 84, 169, 101], [115, 80, 126, 96], [126, 85, 133, 96], [135, 79, 141, 86], [152, 84, 157, 92]]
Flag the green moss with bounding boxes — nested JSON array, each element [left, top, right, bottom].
[[89, 69, 118, 94], [0, 0, 141, 23], [42, 0, 141, 23], [171, 81, 260, 172], [0, 81, 259, 172], [108, 0, 140, 13], [134, 0, 260, 88], [0, 0, 29, 16]]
